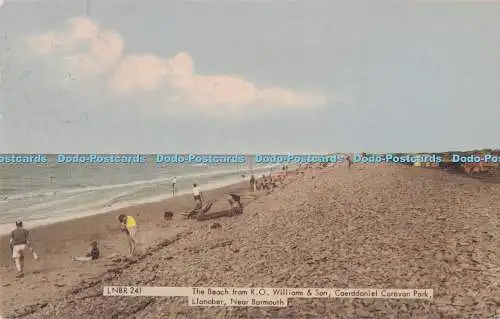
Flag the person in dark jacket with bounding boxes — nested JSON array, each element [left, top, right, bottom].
[[10, 220, 34, 277]]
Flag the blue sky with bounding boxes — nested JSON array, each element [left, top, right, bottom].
[[0, 0, 499, 153]]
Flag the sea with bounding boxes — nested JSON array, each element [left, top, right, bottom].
[[0, 154, 279, 234]]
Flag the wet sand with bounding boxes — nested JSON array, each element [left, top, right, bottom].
[[2, 165, 499, 318]]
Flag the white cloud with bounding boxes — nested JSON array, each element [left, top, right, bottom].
[[26, 17, 327, 112], [110, 52, 326, 109], [26, 17, 124, 77]]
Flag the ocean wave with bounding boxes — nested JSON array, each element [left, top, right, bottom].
[[0, 173, 253, 232], [0, 165, 276, 220], [13, 193, 88, 212]]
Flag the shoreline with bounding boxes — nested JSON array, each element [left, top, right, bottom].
[[0, 167, 299, 315], [0, 161, 282, 232], [0, 178, 257, 266]]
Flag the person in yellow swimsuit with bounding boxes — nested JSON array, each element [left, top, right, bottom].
[[118, 214, 137, 256]]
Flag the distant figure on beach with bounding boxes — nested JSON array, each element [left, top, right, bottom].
[[250, 174, 256, 192], [260, 174, 271, 190], [271, 177, 278, 189], [164, 211, 174, 221], [72, 241, 100, 262], [256, 180, 262, 191], [346, 155, 352, 170], [192, 183, 202, 209], [172, 177, 177, 196], [10, 220, 36, 278], [118, 214, 138, 256]]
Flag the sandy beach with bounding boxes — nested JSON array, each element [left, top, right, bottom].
[[0, 180, 255, 315], [1, 164, 499, 318]]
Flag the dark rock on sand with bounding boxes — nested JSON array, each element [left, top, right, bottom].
[[210, 222, 222, 229]]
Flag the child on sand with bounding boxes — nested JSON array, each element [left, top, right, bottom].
[[118, 214, 138, 256], [72, 241, 100, 262]]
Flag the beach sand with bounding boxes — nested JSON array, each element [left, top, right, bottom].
[[0, 180, 256, 315], [1, 165, 499, 318]]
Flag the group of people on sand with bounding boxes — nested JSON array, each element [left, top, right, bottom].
[[174, 175, 253, 211], [249, 172, 283, 192], [8, 213, 139, 278], [8, 179, 241, 278], [172, 176, 202, 208], [72, 214, 138, 262]]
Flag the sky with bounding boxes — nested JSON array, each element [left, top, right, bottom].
[[0, 0, 499, 154]]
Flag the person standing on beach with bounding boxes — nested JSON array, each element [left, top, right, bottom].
[[250, 174, 256, 192], [346, 155, 352, 170], [118, 214, 138, 256], [10, 220, 33, 277], [172, 177, 177, 196], [192, 183, 202, 209]]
